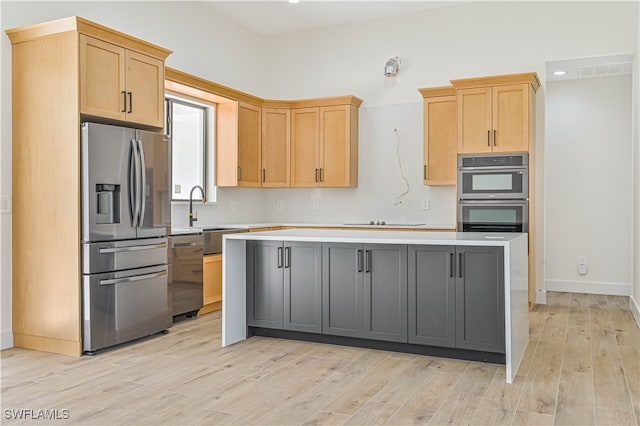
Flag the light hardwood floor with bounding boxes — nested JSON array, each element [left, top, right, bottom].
[[2, 292, 639, 425]]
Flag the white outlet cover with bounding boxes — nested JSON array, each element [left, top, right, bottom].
[[0, 197, 11, 213], [276, 200, 283, 210]]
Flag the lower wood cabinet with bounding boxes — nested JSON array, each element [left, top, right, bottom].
[[246, 240, 322, 332], [322, 243, 407, 342], [201, 254, 222, 314]]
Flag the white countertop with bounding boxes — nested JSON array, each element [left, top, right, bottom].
[[224, 229, 526, 246]]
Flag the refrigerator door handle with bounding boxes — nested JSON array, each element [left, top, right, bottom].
[[99, 269, 167, 286], [137, 139, 147, 227], [128, 139, 140, 227]]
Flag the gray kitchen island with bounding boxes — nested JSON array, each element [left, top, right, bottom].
[[222, 229, 528, 383]]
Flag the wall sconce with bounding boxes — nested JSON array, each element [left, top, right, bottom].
[[384, 56, 401, 77]]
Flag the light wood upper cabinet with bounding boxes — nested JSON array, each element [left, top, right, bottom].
[[262, 108, 291, 187], [291, 102, 359, 188], [452, 73, 539, 154], [291, 107, 320, 187], [203, 254, 222, 306], [80, 34, 165, 128], [419, 87, 457, 186], [237, 102, 262, 187]]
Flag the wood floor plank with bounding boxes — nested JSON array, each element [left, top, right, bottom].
[[482, 371, 525, 412], [344, 400, 401, 425], [451, 362, 499, 396], [471, 406, 514, 425], [511, 410, 555, 425], [427, 392, 482, 425], [554, 370, 596, 425], [301, 411, 351, 426]]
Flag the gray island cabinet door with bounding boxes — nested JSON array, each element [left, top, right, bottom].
[[322, 243, 363, 338], [362, 244, 408, 343], [455, 246, 505, 353], [284, 241, 322, 333], [246, 240, 284, 329], [408, 245, 456, 348]]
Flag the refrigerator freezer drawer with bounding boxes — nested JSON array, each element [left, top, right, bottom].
[[83, 264, 171, 353], [82, 237, 167, 274]]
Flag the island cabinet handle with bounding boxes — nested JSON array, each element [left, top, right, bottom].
[[357, 250, 363, 272], [284, 247, 290, 268], [365, 250, 371, 273], [277, 247, 283, 268], [449, 253, 455, 277], [458, 253, 464, 278]]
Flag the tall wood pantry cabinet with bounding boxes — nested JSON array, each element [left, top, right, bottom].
[[6, 16, 171, 355]]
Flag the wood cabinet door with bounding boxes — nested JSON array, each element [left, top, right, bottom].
[[492, 84, 529, 153], [319, 105, 351, 187], [203, 254, 222, 306], [408, 245, 456, 348], [424, 96, 457, 185], [283, 241, 322, 333], [237, 103, 262, 187], [262, 108, 290, 187], [455, 246, 505, 353], [362, 244, 408, 343], [322, 243, 363, 338], [291, 107, 320, 187], [80, 34, 126, 122], [457, 87, 492, 154], [125, 50, 164, 128]]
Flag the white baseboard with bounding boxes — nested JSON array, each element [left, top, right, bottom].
[[630, 296, 640, 329], [0, 328, 13, 350], [545, 279, 631, 296]]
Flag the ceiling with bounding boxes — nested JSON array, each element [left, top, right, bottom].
[[204, 1, 471, 35]]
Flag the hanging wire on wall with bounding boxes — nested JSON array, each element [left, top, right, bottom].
[[393, 128, 410, 206]]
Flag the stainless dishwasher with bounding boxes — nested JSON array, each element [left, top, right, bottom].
[[169, 234, 204, 319]]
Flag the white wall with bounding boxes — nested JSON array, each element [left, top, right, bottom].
[[632, 1, 640, 325], [545, 76, 632, 296], [0, 1, 269, 349]]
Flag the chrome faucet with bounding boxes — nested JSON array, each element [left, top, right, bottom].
[[189, 185, 206, 227]]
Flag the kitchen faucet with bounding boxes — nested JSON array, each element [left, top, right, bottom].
[[189, 185, 206, 227]]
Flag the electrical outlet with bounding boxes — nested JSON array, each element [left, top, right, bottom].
[[578, 256, 588, 275], [312, 200, 320, 210], [230, 201, 237, 211], [0, 196, 10, 213], [174, 184, 181, 194], [276, 200, 284, 210], [421, 199, 430, 210]]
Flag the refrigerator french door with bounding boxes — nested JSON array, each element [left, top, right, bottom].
[[81, 122, 172, 354]]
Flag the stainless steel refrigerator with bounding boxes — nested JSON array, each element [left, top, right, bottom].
[[81, 122, 172, 354]]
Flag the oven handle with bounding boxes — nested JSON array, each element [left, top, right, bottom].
[[99, 242, 167, 254], [458, 166, 527, 172], [458, 200, 528, 205]]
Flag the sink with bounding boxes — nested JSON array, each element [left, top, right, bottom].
[[343, 223, 426, 227], [203, 228, 247, 254]]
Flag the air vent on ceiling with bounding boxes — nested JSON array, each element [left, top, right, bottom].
[[578, 61, 632, 79]]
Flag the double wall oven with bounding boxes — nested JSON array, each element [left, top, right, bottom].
[[457, 154, 528, 233]]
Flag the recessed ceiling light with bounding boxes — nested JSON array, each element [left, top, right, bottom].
[[553, 70, 567, 76]]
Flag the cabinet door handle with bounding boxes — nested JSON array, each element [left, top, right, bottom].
[[423, 165, 427, 180], [458, 253, 464, 278], [320, 168, 324, 182], [127, 92, 132, 113], [277, 246, 283, 268], [315, 168, 319, 182], [487, 130, 491, 147], [262, 168, 266, 183], [365, 250, 371, 273], [493, 129, 497, 146], [238, 166, 242, 181], [121, 91, 127, 112], [449, 253, 455, 277], [284, 247, 290, 268], [357, 249, 363, 272]]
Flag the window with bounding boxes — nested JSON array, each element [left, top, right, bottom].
[[166, 97, 216, 202]]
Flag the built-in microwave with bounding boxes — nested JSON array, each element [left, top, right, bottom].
[[458, 200, 528, 233], [458, 154, 528, 200]]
